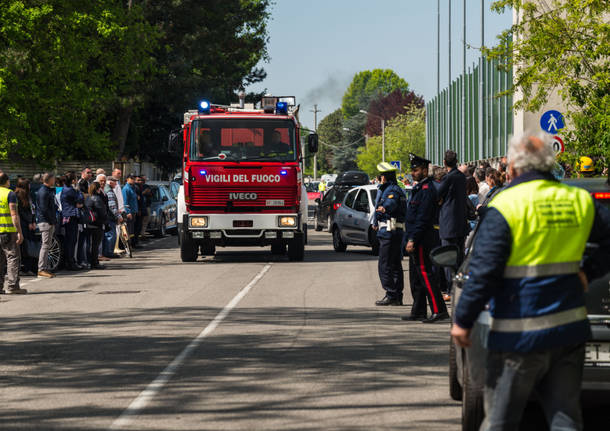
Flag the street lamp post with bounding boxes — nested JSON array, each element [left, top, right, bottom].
[[359, 110, 385, 162]]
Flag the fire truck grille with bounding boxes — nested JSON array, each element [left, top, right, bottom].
[[190, 185, 297, 208]]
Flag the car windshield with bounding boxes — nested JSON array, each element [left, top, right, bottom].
[[190, 119, 296, 162]]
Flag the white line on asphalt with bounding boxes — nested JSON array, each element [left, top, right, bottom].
[[109, 263, 273, 430]]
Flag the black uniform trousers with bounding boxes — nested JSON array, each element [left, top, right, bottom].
[[378, 232, 404, 300], [409, 236, 447, 317]]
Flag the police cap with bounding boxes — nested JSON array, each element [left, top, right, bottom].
[[409, 153, 431, 170], [377, 162, 398, 173]]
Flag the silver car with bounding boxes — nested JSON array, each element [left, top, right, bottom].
[[330, 185, 380, 255]]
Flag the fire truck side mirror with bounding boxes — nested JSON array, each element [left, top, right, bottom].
[[307, 134, 319, 154], [168, 129, 181, 152]]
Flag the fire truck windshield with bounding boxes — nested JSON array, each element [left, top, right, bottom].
[[190, 119, 296, 162]]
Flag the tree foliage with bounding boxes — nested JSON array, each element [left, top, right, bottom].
[[132, 0, 271, 168], [0, 0, 157, 164], [365, 89, 425, 136], [316, 108, 343, 172], [341, 69, 409, 118], [488, 0, 610, 164], [356, 107, 426, 177], [0, 0, 271, 169]]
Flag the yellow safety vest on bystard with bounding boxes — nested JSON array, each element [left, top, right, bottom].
[[0, 187, 17, 234], [487, 179, 594, 352]]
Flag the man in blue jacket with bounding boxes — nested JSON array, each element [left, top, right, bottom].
[[122, 174, 139, 248], [35, 173, 58, 278], [437, 150, 468, 292], [374, 162, 407, 306], [452, 135, 610, 430]]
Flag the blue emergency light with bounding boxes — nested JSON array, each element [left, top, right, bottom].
[[198, 100, 211, 114], [200, 169, 207, 175], [275, 101, 288, 115], [280, 170, 287, 176]]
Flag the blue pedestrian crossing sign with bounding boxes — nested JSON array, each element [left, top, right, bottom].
[[540, 110, 565, 134], [390, 160, 401, 171]]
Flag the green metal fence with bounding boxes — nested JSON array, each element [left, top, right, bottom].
[[426, 56, 513, 165]]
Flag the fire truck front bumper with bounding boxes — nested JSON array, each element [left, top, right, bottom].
[[184, 213, 302, 245]]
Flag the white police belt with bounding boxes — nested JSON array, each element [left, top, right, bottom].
[[378, 219, 405, 231], [490, 306, 587, 333]]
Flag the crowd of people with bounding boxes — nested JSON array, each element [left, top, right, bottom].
[[0, 167, 154, 294]]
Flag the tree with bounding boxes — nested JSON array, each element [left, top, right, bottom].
[[333, 113, 366, 172], [356, 107, 426, 177], [131, 0, 271, 168], [365, 89, 425, 137], [488, 0, 610, 165], [316, 109, 343, 169], [0, 1, 157, 164], [341, 69, 410, 118]]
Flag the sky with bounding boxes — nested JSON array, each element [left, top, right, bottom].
[[247, 0, 513, 130]]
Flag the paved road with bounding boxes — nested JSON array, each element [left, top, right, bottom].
[[1, 230, 462, 430]]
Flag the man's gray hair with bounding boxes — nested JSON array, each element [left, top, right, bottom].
[[507, 134, 556, 174]]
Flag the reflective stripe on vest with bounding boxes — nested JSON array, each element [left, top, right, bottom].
[[490, 306, 587, 333], [503, 261, 581, 278], [0, 187, 16, 233], [489, 179, 594, 277]]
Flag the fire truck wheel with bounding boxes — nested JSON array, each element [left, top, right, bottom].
[[180, 232, 198, 262], [287, 234, 305, 261]]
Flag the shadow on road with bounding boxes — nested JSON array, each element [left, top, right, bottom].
[[1, 306, 458, 430]]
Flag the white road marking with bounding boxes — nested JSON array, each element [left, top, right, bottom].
[[109, 263, 273, 430]]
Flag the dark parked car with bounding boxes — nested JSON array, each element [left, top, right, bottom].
[[146, 183, 178, 237], [314, 171, 369, 232], [433, 177, 610, 431]]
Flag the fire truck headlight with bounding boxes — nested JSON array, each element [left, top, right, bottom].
[[278, 216, 297, 227], [189, 216, 208, 228]]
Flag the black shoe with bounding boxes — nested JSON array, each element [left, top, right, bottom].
[[91, 264, 106, 270], [375, 296, 403, 306], [421, 312, 450, 323], [401, 314, 427, 321]]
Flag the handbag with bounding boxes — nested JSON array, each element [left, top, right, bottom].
[[25, 238, 41, 258], [78, 207, 96, 225]]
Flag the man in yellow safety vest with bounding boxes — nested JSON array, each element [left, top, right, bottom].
[[0, 171, 26, 294], [452, 135, 610, 430]]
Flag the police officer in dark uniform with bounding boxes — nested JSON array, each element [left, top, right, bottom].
[[374, 162, 407, 306], [402, 154, 449, 322]]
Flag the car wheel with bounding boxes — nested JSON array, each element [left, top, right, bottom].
[[47, 236, 62, 272], [449, 338, 463, 401], [314, 214, 322, 231], [462, 355, 485, 431], [154, 215, 166, 238], [326, 215, 332, 233], [332, 227, 347, 252]]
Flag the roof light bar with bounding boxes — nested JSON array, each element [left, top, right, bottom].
[[198, 100, 211, 114]]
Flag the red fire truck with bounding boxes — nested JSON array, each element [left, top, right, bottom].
[[175, 95, 318, 262]]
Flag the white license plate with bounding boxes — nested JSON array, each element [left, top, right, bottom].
[[266, 200, 284, 206], [191, 231, 204, 239], [585, 342, 610, 365]]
